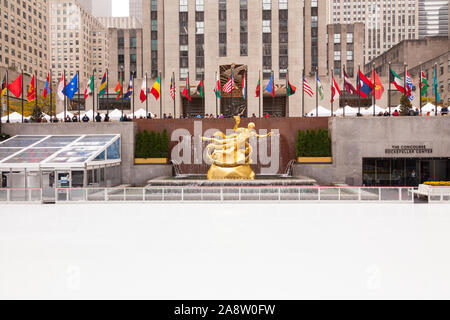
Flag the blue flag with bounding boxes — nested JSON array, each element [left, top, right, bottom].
[[265, 73, 275, 97], [433, 66, 440, 102], [64, 73, 78, 99], [124, 75, 133, 100]]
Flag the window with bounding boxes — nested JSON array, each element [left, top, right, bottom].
[[334, 33, 341, 44], [218, 0, 227, 57], [347, 33, 353, 43], [334, 51, 341, 61]]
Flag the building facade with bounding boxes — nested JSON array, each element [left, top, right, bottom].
[[129, 0, 143, 23], [418, 0, 449, 38], [0, 0, 50, 81], [92, 0, 113, 17], [328, 0, 419, 63]]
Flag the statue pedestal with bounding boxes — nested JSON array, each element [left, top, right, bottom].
[[207, 164, 255, 180]]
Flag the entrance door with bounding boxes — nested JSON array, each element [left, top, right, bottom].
[[42, 171, 55, 203], [419, 160, 431, 184]]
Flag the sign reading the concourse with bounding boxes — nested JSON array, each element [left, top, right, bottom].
[[385, 145, 433, 155]]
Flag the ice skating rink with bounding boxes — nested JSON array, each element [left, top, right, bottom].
[[0, 203, 449, 300]]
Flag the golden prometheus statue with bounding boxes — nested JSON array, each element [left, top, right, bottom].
[[202, 108, 272, 180]]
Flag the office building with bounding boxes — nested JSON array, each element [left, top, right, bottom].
[[92, 0, 113, 17], [418, 0, 449, 38], [129, 0, 143, 23]]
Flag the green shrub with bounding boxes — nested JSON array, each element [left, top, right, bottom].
[[135, 129, 170, 159], [296, 129, 332, 157]]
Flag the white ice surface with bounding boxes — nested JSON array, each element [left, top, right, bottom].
[[0, 203, 449, 300]]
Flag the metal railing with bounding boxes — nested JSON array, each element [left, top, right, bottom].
[[0, 186, 442, 203]]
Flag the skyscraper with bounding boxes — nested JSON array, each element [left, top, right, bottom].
[[129, 0, 143, 23], [418, 0, 449, 38], [92, 0, 113, 17]]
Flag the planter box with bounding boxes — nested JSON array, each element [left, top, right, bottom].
[[297, 157, 333, 164], [134, 158, 168, 165]]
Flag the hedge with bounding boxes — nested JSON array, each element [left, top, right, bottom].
[[135, 129, 169, 158], [296, 129, 332, 157], [0, 133, 10, 142]]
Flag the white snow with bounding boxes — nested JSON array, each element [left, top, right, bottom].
[[0, 203, 449, 300]]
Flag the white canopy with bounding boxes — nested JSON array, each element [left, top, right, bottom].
[[56, 111, 74, 120], [335, 105, 358, 116], [422, 103, 441, 114], [108, 108, 123, 121], [361, 105, 387, 116], [309, 106, 332, 117], [128, 108, 147, 119], [1, 112, 24, 123]]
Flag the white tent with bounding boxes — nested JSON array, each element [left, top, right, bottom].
[[41, 113, 51, 121], [361, 105, 386, 116], [309, 106, 332, 117], [128, 108, 147, 119], [108, 108, 123, 121], [56, 111, 74, 120], [335, 105, 358, 116], [421, 103, 441, 114], [1, 112, 24, 123]]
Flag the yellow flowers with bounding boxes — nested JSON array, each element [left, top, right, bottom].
[[424, 182, 450, 186]]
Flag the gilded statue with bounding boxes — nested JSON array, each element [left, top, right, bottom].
[[202, 108, 272, 180]]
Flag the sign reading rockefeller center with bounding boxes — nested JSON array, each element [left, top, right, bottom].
[[385, 145, 433, 155]]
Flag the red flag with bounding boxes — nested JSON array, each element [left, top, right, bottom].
[[8, 74, 22, 98], [331, 75, 341, 103], [371, 69, 384, 100], [27, 74, 36, 102]]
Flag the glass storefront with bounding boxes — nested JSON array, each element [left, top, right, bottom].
[[363, 158, 450, 187]]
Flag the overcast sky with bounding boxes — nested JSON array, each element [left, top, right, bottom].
[[112, 0, 129, 17]]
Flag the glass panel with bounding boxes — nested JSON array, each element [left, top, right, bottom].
[[33, 136, 79, 148], [363, 159, 376, 187], [107, 138, 121, 160], [4, 148, 61, 163], [94, 151, 105, 161], [0, 148, 22, 161], [405, 160, 418, 186], [74, 135, 116, 147], [376, 160, 391, 186], [71, 171, 84, 188], [0, 136, 46, 148], [391, 159, 405, 186]]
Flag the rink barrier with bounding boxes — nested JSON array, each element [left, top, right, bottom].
[[1, 186, 448, 203]]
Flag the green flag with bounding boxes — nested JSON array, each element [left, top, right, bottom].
[[197, 80, 204, 98], [316, 74, 324, 100], [420, 71, 428, 97], [433, 66, 440, 102]]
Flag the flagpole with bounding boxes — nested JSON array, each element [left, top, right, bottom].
[[215, 71, 218, 117], [286, 68, 289, 117], [331, 69, 334, 117], [404, 63, 407, 114], [258, 70, 261, 118], [64, 70, 67, 121], [92, 69, 95, 122], [271, 70, 274, 117], [49, 72, 53, 122], [419, 63, 423, 115], [77, 70, 80, 121], [107, 68, 110, 117], [120, 67, 123, 119], [145, 73, 148, 117], [315, 69, 319, 117], [21, 70, 24, 123], [159, 72, 162, 118], [388, 62, 391, 116], [202, 72, 205, 117], [357, 65, 361, 115], [35, 71, 38, 118], [302, 69, 305, 117], [434, 63, 438, 116], [372, 64, 376, 117], [342, 65, 345, 117], [186, 71, 189, 118], [173, 72, 176, 118], [132, 72, 135, 119], [6, 70, 9, 123]]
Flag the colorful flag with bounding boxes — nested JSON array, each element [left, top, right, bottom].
[[182, 74, 191, 101], [303, 77, 314, 97], [331, 75, 341, 103], [420, 71, 428, 97], [63, 73, 78, 100], [357, 70, 373, 98], [8, 74, 22, 98], [371, 69, 384, 100], [255, 77, 260, 98], [84, 75, 94, 99], [115, 76, 123, 101], [223, 70, 235, 93], [151, 75, 161, 100], [27, 74, 36, 102], [242, 74, 247, 99], [170, 76, 176, 101], [343, 69, 357, 95], [214, 73, 221, 99], [1, 74, 7, 98], [286, 78, 296, 97], [140, 75, 147, 102], [43, 72, 51, 98], [197, 79, 204, 98], [98, 72, 107, 96], [124, 75, 133, 100], [316, 74, 324, 100], [433, 66, 440, 102], [57, 74, 65, 101], [265, 72, 275, 97], [389, 68, 406, 95], [405, 69, 414, 101]]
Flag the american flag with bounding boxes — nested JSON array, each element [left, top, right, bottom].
[[170, 77, 175, 100], [303, 77, 314, 97], [223, 70, 235, 93]]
